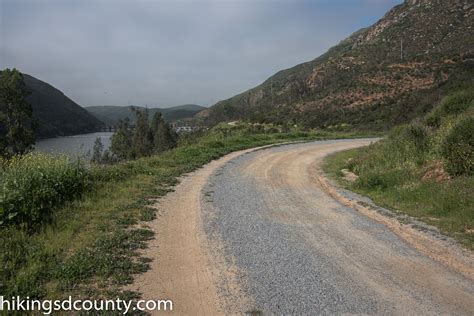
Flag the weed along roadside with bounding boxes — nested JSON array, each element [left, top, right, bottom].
[[0, 123, 375, 304], [323, 88, 474, 251]]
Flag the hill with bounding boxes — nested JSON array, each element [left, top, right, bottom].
[[22, 74, 104, 138], [202, 0, 474, 130], [85, 104, 205, 126]]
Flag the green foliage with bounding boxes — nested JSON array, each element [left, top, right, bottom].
[[426, 88, 474, 127], [438, 89, 474, 115], [387, 122, 430, 165], [403, 123, 430, 152], [91, 137, 116, 165], [131, 107, 153, 157], [325, 146, 474, 249], [441, 117, 474, 176], [0, 227, 51, 297], [349, 121, 430, 174], [110, 108, 177, 160], [0, 178, 157, 298], [58, 228, 153, 289], [0, 125, 375, 299], [110, 118, 133, 160], [0, 153, 90, 228], [0, 68, 35, 157], [91, 137, 104, 163], [358, 168, 411, 191], [324, 88, 474, 249], [150, 112, 177, 153]]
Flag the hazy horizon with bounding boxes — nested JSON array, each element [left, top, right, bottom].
[[0, 0, 401, 108]]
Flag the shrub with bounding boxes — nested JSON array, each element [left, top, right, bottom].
[[426, 89, 474, 127], [441, 117, 474, 176], [244, 124, 265, 135], [0, 153, 90, 228], [385, 122, 430, 165], [265, 126, 280, 134], [357, 172, 388, 190], [356, 169, 410, 190], [440, 89, 474, 115], [402, 122, 430, 153], [425, 111, 442, 127]]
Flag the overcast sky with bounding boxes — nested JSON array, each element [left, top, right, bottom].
[[0, 0, 401, 108]]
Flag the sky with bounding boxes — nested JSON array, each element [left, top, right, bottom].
[[0, 0, 401, 108]]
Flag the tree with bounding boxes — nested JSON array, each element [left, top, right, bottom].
[[131, 107, 152, 157], [0, 98, 7, 157], [0, 68, 34, 157], [91, 137, 104, 163], [101, 149, 116, 164], [110, 108, 177, 161], [150, 112, 176, 153], [110, 118, 133, 160]]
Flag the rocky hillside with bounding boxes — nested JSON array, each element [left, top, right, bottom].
[[23, 74, 104, 138], [202, 0, 474, 130]]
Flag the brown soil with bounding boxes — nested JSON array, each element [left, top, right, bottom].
[[126, 148, 260, 315], [315, 170, 474, 281]]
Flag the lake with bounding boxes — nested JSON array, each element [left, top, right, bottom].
[[35, 132, 114, 157]]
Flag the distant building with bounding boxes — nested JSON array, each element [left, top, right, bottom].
[[172, 124, 208, 134]]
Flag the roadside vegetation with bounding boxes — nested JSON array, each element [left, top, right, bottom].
[[324, 88, 474, 250], [0, 112, 374, 301], [0, 68, 35, 157]]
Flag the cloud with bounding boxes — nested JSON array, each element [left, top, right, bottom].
[[0, 0, 401, 107]]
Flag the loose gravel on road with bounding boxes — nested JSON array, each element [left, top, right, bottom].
[[202, 140, 474, 315]]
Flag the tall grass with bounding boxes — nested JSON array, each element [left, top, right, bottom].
[[324, 88, 474, 249], [0, 153, 90, 228]]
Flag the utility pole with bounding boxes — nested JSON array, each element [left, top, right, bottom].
[[400, 38, 404, 60]]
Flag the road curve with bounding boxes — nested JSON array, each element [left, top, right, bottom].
[[203, 139, 474, 314], [130, 139, 474, 315]]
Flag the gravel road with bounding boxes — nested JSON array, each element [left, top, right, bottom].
[[202, 139, 474, 315], [129, 139, 474, 315]]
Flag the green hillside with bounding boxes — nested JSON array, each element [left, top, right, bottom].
[[203, 0, 474, 130], [22, 74, 104, 138], [85, 104, 205, 126]]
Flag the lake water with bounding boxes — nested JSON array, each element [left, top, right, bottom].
[[35, 132, 113, 157]]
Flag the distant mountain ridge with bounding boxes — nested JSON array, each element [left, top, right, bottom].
[[202, 0, 474, 130], [22, 74, 104, 138], [85, 104, 205, 126]]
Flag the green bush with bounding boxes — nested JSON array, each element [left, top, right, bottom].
[[425, 110, 442, 127], [441, 117, 474, 176], [440, 89, 474, 115], [357, 172, 388, 190], [426, 89, 474, 127], [402, 122, 430, 153], [0, 153, 90, 227], [383, 122, 430, 166]]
